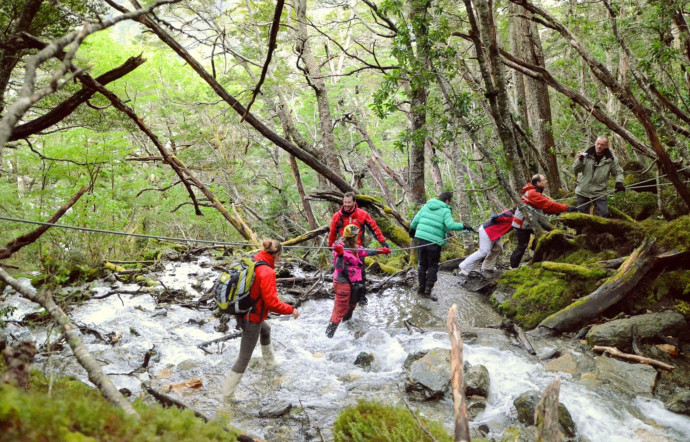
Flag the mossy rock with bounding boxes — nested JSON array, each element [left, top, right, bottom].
[[333, 400, 452, 441], [532, 230, 577, 263], [641, 215, 690, 253], [624, 269, 690, 313], [609, 191, 658, 221], [660, 185, 690, 220]]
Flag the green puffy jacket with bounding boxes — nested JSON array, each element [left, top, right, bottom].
[[410, 199, 465, 246], [573, 146, 624, 198]]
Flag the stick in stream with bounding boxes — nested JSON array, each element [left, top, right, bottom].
[[446, 304, 471, 441], [535, 377, 563, 442], [593, 345, 675, 371], [142, 382, 210, 422], [198, 331, 242, 349], [397, 384, 437, 442]]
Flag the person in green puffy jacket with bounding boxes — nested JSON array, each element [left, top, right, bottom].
[[409, 191, 475, 301]]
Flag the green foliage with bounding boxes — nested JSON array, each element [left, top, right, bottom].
[[332, 400, 452, 442], [628, 270, 690, 313], [0, 371, 240, 441], [674, 300, 690, 318]]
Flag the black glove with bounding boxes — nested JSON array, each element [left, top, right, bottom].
[[408, 228, 416, 237], [615, 182, 625, 193], [380, 241, 390, 249], [566, 206, 578, 213], [463, 225, 477, 233]]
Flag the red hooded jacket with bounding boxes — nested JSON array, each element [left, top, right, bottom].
[[246, 250, 294, 323], [481, 209, 514, 241], [328, 203, 386, 247], [511, 184, 569, 229]]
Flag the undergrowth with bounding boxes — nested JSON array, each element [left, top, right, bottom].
[[333, 400, 453, 442], [0, 370, 239, 441]]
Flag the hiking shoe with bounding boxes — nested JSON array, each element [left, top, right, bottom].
[[358, 295, 369, 305]]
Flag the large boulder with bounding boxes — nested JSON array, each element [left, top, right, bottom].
[[405, 348, 450, 400], [586, 311, 687, 350], [596, 355, 658, 395], [513, 390, 576, 438], [543, 353, 578, 375], [465, 363, 490, 398]]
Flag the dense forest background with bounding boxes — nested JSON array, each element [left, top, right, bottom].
[[1, 0, 689, 272]]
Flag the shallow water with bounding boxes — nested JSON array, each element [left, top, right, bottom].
[[4, 258, 690, 441]]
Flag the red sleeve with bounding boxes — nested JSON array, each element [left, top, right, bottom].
[[328, 212, 339, 247], [363, 211, 386, 243], [527, 190, 569, 214], [257, 266, 294, 316]]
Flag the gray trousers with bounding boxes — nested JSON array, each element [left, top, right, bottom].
[[576, 194, 608, 217], [231, 319, 271, 374]]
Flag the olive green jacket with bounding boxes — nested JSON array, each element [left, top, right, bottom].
[[573, 146, 625, 198]]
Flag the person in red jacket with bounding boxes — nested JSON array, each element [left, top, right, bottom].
[[510, 175, 577, 268], [222, 238, 300, 402], [327, 191, 390, 305], [328, 192, 389, 249], [459, 208, 514, 278]]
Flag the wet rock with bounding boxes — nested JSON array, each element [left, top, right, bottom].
[[460, 331, 478, 344], [465, 363, 490, 398], [596, 355, 657, 395], [665, 389, 690, 416], [513, 390, 576, 438], [259, 401, 292, 418], [354, 352, 374, 369], [161, 249, 181, 261], [405, 348, 450, 401], [543, 353, 578, 375], [403, 350, 428, 370], [538, 348, 561, 360], [467, 398, 486, 421], [119, 388, 132, 397], [501, 425, 538, 442], [586, 311, 687, 351]]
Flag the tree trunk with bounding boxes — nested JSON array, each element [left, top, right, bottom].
[[447, 143, 476, 251], [367, 157, 397, 209], [294, 0, 343, 180], [426, 139, 443, 195], [288, 154, 317, 230], [0, 268, 138, 417]]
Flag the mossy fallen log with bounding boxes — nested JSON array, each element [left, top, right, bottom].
[[538, 238, 657, 333], [539, 262, 606, 279], [364, 257, 404, 275], [558, 213, 640, 237]]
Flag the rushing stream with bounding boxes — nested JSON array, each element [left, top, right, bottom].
[[3, 256, 690, 441]]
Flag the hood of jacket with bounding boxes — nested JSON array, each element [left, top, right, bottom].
[[254, 250, 275, 268], [585, 145, 614, 160], [424, 198, 449, 211]]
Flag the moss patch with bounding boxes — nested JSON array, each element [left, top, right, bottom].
[[333, 400, 452, 442], [609, 191, 658, 221], [624, 269, 690, 313], [0, 371, 240, 441]]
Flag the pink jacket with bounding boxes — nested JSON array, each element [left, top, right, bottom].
[[332, 243, 376, 283]]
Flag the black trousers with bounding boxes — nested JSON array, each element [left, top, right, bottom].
[[510, 228, 533, 269], [417, 239, 442, 289]]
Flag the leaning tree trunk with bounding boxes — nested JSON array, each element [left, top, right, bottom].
[[0, 268, 138, 417], [294, 0, 343, 181], [538, 238, 657, 333]]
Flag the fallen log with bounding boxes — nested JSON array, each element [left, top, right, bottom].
[[197, 331, 242, 349], [142, 382, 210, 422], [510, 323, 536, 355], [558, 213, 639, 237], [593, 346, 675, 371], [538, 238, 657, 333]]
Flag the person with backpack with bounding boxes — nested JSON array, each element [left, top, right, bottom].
[[326, 224, 390, 338], [222, 238, 299, 402], [327, 192, 390, 306], [409, 191, 475, 301], [458, 209, 514, 278]]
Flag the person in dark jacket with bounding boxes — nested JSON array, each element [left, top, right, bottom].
[[510, 175, 576, 269], [459, 209, 514, 277], [326, 224, 390, 338], [222, 239, 300, 402], [573, 136, 625, 217], [409, 191, 474, 301]]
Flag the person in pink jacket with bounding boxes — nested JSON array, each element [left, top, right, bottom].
[[326, 224, 390, 338], [459, 209, 515, 278]]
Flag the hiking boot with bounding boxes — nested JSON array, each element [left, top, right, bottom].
[[342, 309, 354, 322], [416, 286, 425, 295], [222, 370, 243, 403], [422, 286, 438, 302], [358, 294, 369, 305], [325, 321, 339, 338]]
